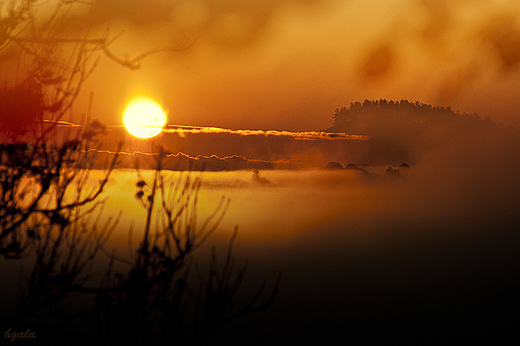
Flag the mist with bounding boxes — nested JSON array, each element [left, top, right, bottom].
[[3, 0, 520, 343], [2, 118, 519, 342], [201, 126, 520, 343], [70, 120, 520, 343]]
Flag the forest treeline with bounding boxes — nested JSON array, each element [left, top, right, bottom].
[[328, 99, 496, 136], [325, 99, 501, 164]]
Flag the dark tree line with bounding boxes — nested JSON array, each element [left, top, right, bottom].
[[326, 99, 500, 164], [329, 99, 495, 136]]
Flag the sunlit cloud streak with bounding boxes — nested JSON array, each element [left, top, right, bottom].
[[120, 150, 280, 163], [83, 148, 309, 166], [63, 147, 317, 171], [42, 119, 82, 128], [163, 125, 368, 141], [46, 120, 369, 140]]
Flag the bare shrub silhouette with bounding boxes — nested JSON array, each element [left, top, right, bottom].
[[89, 151, 281, 346], [0, 0, 174, 142], [2, 144, 280, 345], [6, 144, 120, 308], [0, 0, 149, 261], [1, 2, 280, 343]]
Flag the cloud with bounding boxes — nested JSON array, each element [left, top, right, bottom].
[[479, 14, 520, 69], [163, 125, 368, 140], [5, 0, 520, 132]]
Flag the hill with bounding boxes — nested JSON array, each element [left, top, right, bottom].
[[325, 99, 500, 164]]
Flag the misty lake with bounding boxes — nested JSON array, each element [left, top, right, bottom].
[[2, 165, 520, 344], [114, 166, 520, 344]]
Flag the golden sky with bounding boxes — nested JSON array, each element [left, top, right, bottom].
[[9, 0, 520, 131]]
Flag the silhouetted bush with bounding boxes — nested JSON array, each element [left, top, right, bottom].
[[1, 2, 280, 344]]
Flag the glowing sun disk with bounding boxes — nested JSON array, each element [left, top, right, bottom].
[[123, 101, 166, 139]]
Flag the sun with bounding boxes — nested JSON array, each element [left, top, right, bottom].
[[123, 101, 166, 139]]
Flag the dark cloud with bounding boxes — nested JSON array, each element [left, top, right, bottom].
[[480, 14, 520, 69], [75, 0, 330, 49], [360, 44, 394, 80]]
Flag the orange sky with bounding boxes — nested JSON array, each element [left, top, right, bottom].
[[5, 0, 520, 132]]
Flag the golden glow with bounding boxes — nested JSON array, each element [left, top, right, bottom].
[[123, 101, 166, 139]]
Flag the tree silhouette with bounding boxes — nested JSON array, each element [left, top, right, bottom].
[[330, 99, 491, 134], [0, 0, 136, 260], [0, 0, 171, 141], [328, 99, 499, 164], [1, 3, 280, 344], [0, 0, 176, 260], [87, 152, 281, 345]]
